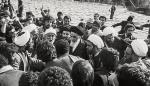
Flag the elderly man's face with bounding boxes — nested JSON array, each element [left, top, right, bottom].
[[70, 32, 80, 42], [44, 33, 56, 44], [105, 34, 114, 43]]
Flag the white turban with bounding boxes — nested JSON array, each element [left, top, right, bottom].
[[103, 27, 117, 36], [23, 24, 38, 33], [131, 39, 148, 57], [88, 34, 104, 49], [14, 30, 30, 46], [44, 27, 57, 35]]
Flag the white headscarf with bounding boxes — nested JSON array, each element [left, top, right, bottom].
[[44, 27, 57, 35], [14, 30, 30, 46], [23, 24, 38, 33], [131, 39, 148, 57], [88, 34, 104, 49], [103, 27, 118, 36]]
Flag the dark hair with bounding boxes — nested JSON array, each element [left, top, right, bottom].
[[43, 15, 55, 22], [94, 13, 99, 16], [26, 11, 34, 17], [36, 41, 57, 63], [71, 60, 94, 86], [57, 12, 63, 15], [99, 16, 107, 21], [78, 22, 86, 29], [117, 65, 150, 86], [100, 48, 119, 72], [38, 66, 73, 86], [55, 39, 70, 57], [0, 54, 8, 68], [64, 15, 71, 21], [93, 21, 100, 28], [19, 72, 39, 86], [127, 16, 134, 21], [0, 42, 18, 64], [124, 24, 135, 32]]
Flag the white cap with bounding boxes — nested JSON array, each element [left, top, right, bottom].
[[103, 27, 117, 36], [88, 34, 104, 49], [131, 39, 148, 57], [14, 30, 30, 46], [23, 24, 38, 33], [44, 27, 57, 35]]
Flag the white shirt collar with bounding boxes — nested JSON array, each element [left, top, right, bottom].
[[0, 65, 13, 74]]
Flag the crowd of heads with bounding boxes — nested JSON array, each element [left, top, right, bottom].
[[0, 0, 150, 86]]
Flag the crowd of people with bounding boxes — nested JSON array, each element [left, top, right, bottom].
[[0, 0, 150, 86]]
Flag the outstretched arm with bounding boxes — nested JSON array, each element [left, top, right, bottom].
[[141, 24, 150, 28], [112, 22, 122, 27]]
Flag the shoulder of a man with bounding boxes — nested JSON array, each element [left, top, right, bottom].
[[68, 55, 83, 63]]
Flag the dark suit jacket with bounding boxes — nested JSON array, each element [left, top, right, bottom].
[[94, 69, 119, 86], [70, 39, 93, 60], [0, 67, 25, 86]]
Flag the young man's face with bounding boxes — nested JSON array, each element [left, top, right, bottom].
[[126, 27, 134, 35], [99, 18, 106, 26], [62, 31, 70, 40], [44, 20, 51, 28], [64, 18, 70, 25], [94, 14, 99, 21]]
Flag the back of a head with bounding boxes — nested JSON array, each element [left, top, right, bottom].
[[99, 16, 107, 21], [19, 72, 39, 86], [36, 41, 57, 63], [100, 48, 119, 72], [117, 65, 150, 86], [71, 60, 94, 86], [55, 39, 70, 57], [38, 66, 72, 86], [64, 15, 71, 21], [57, 11, 63, 15], [127, 16, 134, 22], [78, 22, 86, 29], [0, 42, 18, 64]]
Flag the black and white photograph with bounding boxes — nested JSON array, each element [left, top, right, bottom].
[[0, 0, 150, 86]]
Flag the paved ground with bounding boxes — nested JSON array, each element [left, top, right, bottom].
[[11, 0, 150, 39]]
